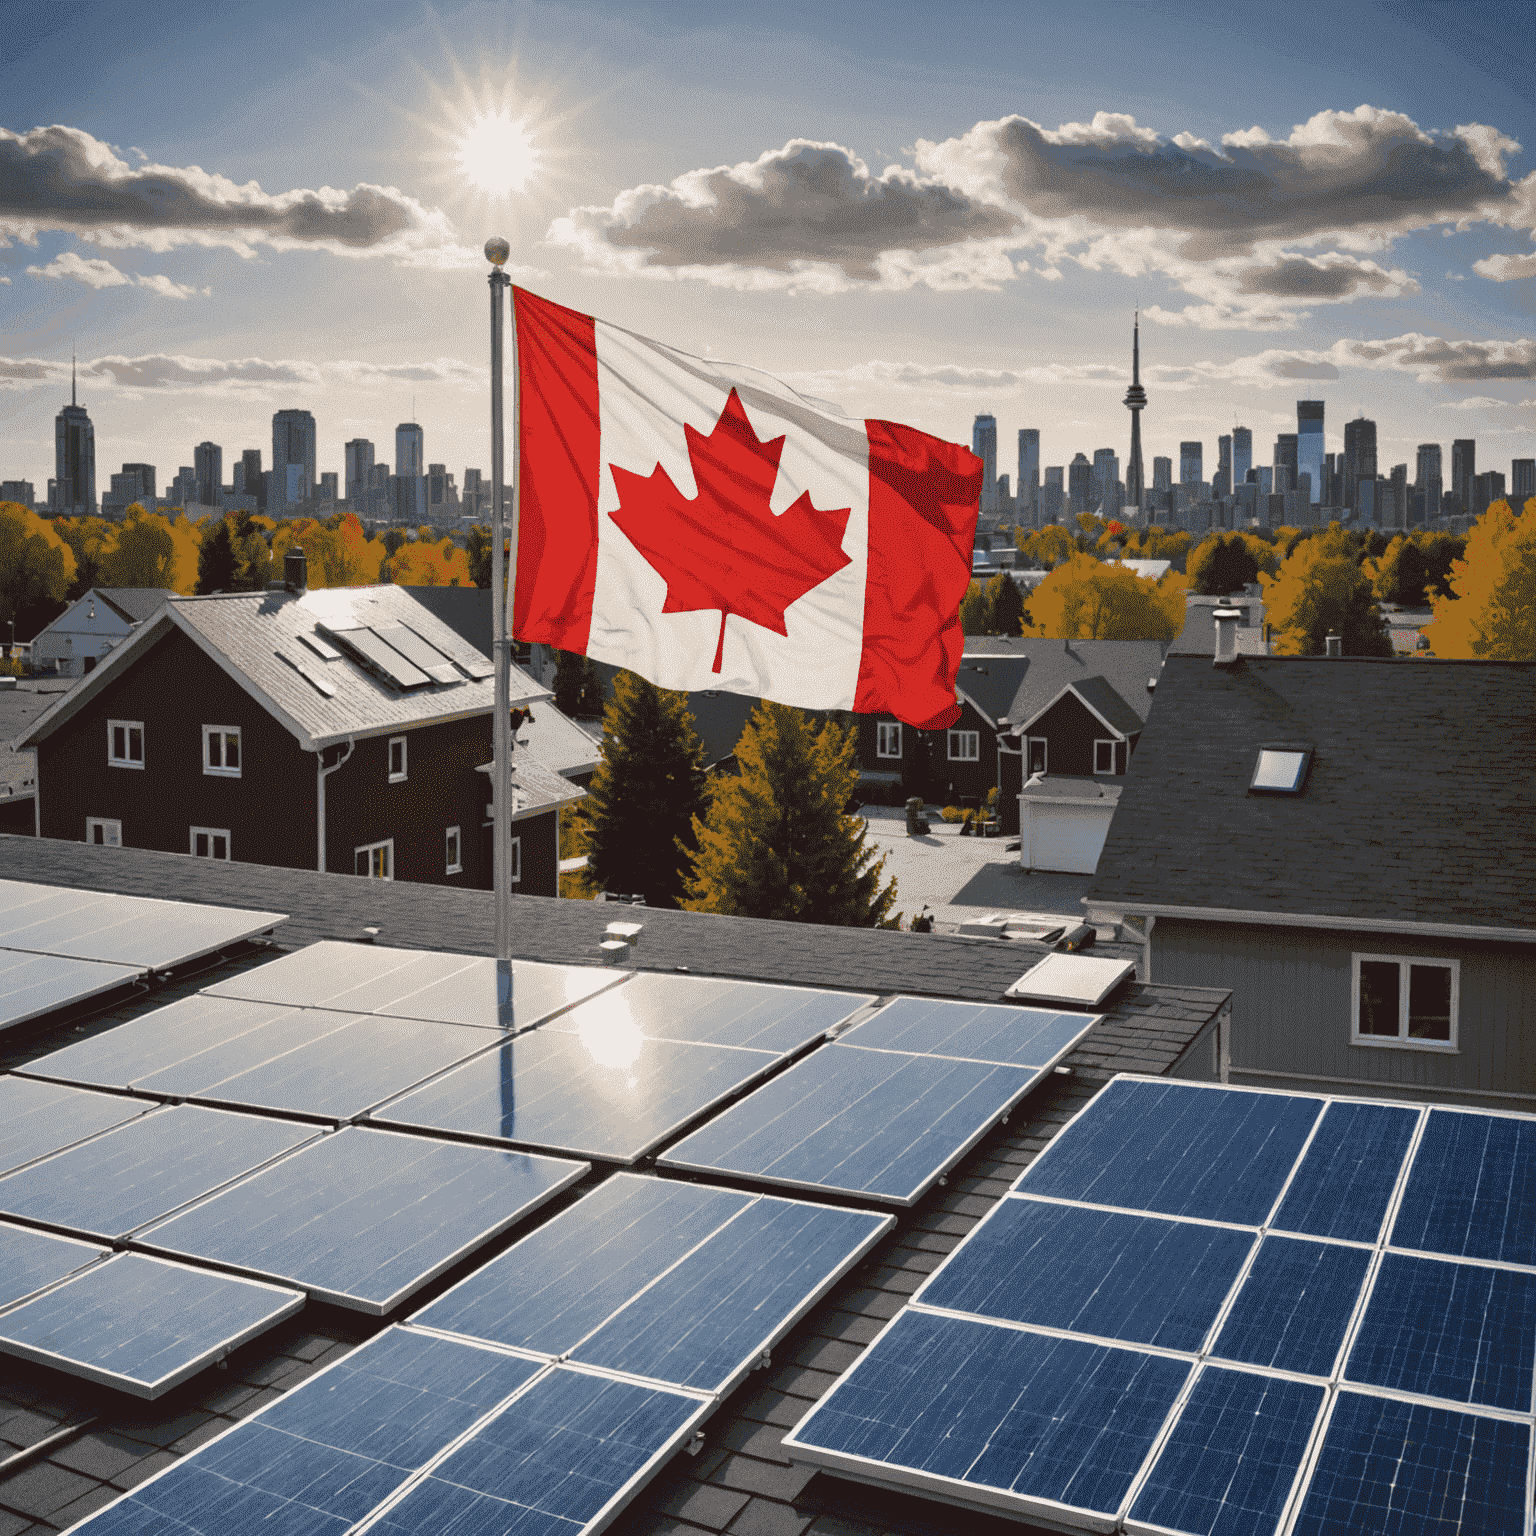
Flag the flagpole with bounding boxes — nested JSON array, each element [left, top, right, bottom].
[[486, 236, 514, 1029]]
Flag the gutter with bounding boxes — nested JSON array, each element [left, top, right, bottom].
[[315, 736, 355, 873], [1095, 900, 1536, 946]]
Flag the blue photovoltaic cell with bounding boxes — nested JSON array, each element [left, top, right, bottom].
[[373, 1029, 780, 1163], [128, 1005, 358, 1099], [71, 1327, 542, 1536], [139, 1126, 586, 1312], [0, 1253, 303, 1397], [1212, 1236, 1371, 1378], [1014, 1078, 1323, 1226], [368, 1367, 708, 1536], [545, 973, 872, 1055], [0, 1076, 149, 1175], [1130, 1367, 1324, 1536], [839, 996, 1093, 1067], [0, 1220, 107, 1306], [660, 1044, 1035, 1205], [919, 1198, 1254, 1352], [1345, 1253, 1536, 1412], [412, 1174, 752, 1353], [1391, 1109, 1536, 1267], [0, 951, 143, 1032], [789, 1309, 1190, 1517], [572, 1195, 890, 1392], [1272, 1100, 1420, 1244], [0, 1104, 315, 1240], [1291, 1393, 1529, 1536]]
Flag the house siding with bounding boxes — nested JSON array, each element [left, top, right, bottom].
[[477, 805, 558, 899], [1151, 917, 1536, 1109], [1023, 693, 1134, 779]]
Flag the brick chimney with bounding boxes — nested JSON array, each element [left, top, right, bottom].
[[1212, 604, 1242, 666], [285, 548, 308, 594]]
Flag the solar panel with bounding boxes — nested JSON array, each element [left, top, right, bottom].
[[297, 627, 342, 660], [69, 1327, 546, 1535], [0, 950, 142, 1032], [0, 1252, 304, 1398], [0, 1104, 317, 1240], [276, 645, 337, 696], [371, 1029, 784, 1164], [657, 1043, 1038, 1206], [0, 1077, 151, 1176], [1272, 1099, 1420, 1243], [373, 621, 462, 684], [136, 1126, 587, 1313], [0, 1220, 107, 1308], [323, 623, 433, 688], [838, 995, 1095, 1067]]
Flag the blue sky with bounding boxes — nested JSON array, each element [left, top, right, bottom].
[[3, 0, 1533, 498]]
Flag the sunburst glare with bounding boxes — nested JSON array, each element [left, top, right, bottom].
[[457, 110, 539, 196]]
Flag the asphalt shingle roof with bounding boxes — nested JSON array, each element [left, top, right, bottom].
[[91, 590, 177, 625], [1088, 654, 1536, 933], [963, 638, 1167, 731]]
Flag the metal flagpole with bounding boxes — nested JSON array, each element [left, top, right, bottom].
[[485, 236, 514, 1029]]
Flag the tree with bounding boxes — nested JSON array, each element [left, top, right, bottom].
[[1421, 498, 1536, 660], [553, 649, 604, 716], [0, 502, 75, 637], [272, 514, 380, 587], [1025, 554, 1187, 640], [1014, 524, 1076, 570], [54, 517, 108, 601], [1261, 523, 1392, 656], [98, 508, 178, 589], [685, 702, 896, 926], [576, 670, 709, 908], [466, 524, 494, 589], [1367, 536, 1432, 607], [384, 537, 471, 587], [1417, 531, 1466, 601], [985, 571, 1025, 636], [1187, 531, 1278, 594]]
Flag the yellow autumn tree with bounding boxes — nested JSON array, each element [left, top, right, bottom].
[[0, 501, 76, 631], [1421, 498, 1536, 660], [1260, 523, 1392, 656], [271, 514, 382, 587], [385, 536, 472, 587], [1025, 553, 1187, 640], [1014, 524, 1077, 569], [97, 508, 179, 590]]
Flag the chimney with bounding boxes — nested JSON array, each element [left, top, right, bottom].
[[285, 547, 308, 594], [1212, 604, 1242, 666], [1325, 633, 1342, 658]]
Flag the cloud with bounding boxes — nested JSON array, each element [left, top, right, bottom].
[[26, 249, 203, 297], [1345, 334, 1536, 381], [1474, 250, 1536, 281], [0, 125, 474, 268], [1266, 356, 1342, 379], [1445, 395, 1536, 409], [1234, 255, 1403, 298]]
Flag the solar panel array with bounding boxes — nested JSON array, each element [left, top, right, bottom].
[[785, 1077, 1536, 1536]]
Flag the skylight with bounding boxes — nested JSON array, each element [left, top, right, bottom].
[[1250, 744, 1312, 795]]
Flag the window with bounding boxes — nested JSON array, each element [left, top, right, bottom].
[[948, 730, 980, 762], [1027, 738, 1048, 776], [190, 827, 231, 860], [1093, 739, 1117, 775], [387, 736, 407, 783], [355, 839, 394, 879], [1353, 954, 1458, 1049], [203, 726, 241, 777], [86, 818, 122, 847], [1251, 742, 1313, 794], [108, 720, 144, 768], [877, 721, 902, 759], [446, 826, 462, 875], [509, 835, 521, 883]]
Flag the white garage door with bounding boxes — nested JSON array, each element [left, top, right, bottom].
[[1025, 802, 1113, 874]]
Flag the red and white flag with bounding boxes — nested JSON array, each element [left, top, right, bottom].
[[511, 286, 982, 730]]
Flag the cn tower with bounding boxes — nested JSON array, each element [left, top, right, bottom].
[[1123, 313, 1147, 513]]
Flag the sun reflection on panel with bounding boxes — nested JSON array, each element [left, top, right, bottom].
[[574, 993, 644, 1074]]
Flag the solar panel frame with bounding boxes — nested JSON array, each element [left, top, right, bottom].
[[0, 950, 145, 1032], [0, 1220, 109, 1309], [836, 995, 1098, 1068], [323, 623, 433, 688], [0, 1077, 154, 1177]]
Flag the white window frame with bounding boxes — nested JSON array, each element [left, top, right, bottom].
[[387, 736, 408, 783], [202, 725, 242, 778], [445, 825, 462, 875], [355, 839, 394, 880], [509, 835, 521, 883], [86, 817, 122, 847], [948, 729, 980, 762], [190, 826, 232, 861], [1027, 737, 1048, 776], [876, 721, 902, 759], [107, 720, 144, 769], [1351, 953, 1459, 1052], [1093, 738, 1117, 776]]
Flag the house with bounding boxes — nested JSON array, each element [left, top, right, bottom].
[[12, 557, 568, 893], [1087, 650, 1536, 1111], [29, 587, 177, 677], [0, 679, 66, 835]]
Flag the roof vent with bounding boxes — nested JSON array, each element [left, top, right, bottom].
[[1325, 633, 1342, 658], [1212, 604, 1242, 667], [1005, 953, 1135, 1007], [285, 548, 308, 594]]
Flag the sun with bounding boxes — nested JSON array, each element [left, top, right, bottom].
[[456, 111, 539, 196]]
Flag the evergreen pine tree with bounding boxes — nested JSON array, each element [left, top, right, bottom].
[[578, 670, 708, 908], [685, 702, 897, 926], [986, 571, 1025, 635], [195, 518, 238, 595], [554, 650, 604, 717]]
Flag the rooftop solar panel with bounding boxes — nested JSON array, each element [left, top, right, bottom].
[[1271, 1099, 1420, 1244], [0, 950, 143, 1032], [373, 621, 462, 684], [0, 1220, 108, 1308], [0, 1252, 304, 1398], [324, 623, 433, 688], [0, 1104, 317, 1241], [837, 995, 1095, 1067], [136, 1126, 587, 1313], [371, 1029, 783, 1164], [0, 1077, 151, 1176], [658, 1043, 1039, 1206]]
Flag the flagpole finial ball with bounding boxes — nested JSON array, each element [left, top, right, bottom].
[[484, 237, 511, 267]]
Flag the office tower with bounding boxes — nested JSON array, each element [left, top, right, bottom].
[[395, 421, 425, 478], [1510, 459, 1534, 502], [1387, 465, 1407, 529], [1, 480, 35, 508], [1415, 445, 1442, 526], [1473, 471, 1504, 517], [1042, 466, 1064, 523], [972, 415, 997, 511], [1324, 452, 1344, 508], [1232, 426, 1253, 487], [1273, 433, 1298, 495], [1297, 401, 1324, 506], [462, 467, 486, 519], [169, 467, 198, 506], [1091, 449, 1119, 513], [1214, 435, 1233, 499], [272, 410, 317, 511], [1179, 442, 1202, 485], [1122, 315, 1147, 512], [194, 442, 222, 508], [54, 357, 96, 516], [319, 472, 338, 504], [239, 449, 265, 511], [1451, 439, 1475, 515], [1068, 453, 1091, 515], [1017, 430, 1040, 522], [1343, 417, 1376, 513], [1152, 456, 1172, 492], [119, 463, 156, 510], [344, 439, 375, 504], [393, 422, 427, 522]]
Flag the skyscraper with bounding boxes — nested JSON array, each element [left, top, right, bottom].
[[1232, 427, 1253, 488], [345, 439, 376, 503], [1273, 434, 1298, 494], [1152, 456, 1172, 492], [1344, 418, 1377, 513], [1068, 453, 1091, 516], [120, 463, 156, 511], [1512, 459, 1535, 502], [1473, 471, 1504, 517], [271, 410, 316, 512], [239, 449, 264, 512], [1041, 466, 1064, 523], [972, 416, 997, 511], [54, 357, 95, 516], [1416, 444, 1443, 524], [1297, 401, 1325, 506], [1179, 442, 1202, 486], [1214, 435, 1232, 499], [1451, 439, 1476, 516], [1091, 449, 1120, 514], [395, 422, 427, 522], [194, 442, 222, 508], [1122, 314, 1146, 513], [1017, 429, 1040, 522]]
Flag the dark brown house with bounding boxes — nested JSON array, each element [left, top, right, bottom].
[[13, 572, 576, 896]]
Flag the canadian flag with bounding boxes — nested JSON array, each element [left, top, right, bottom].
[[511, 287, 982, 730]]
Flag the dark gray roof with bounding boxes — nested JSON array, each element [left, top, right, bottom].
[[1088, 655, 1536, 935], [477, 750, 588, 818], [93, 588, 178, 624], [0, 682, 68, 799], [517, 705, 601, 779], [954, 656, 1029, 727], [963, 639, 1167, 730], [398, 586, 492, 654]]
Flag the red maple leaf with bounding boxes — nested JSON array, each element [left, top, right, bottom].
[[609, 388, 853, 673]]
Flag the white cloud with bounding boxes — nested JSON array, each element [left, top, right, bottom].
[[25, 249, 204, 297]]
